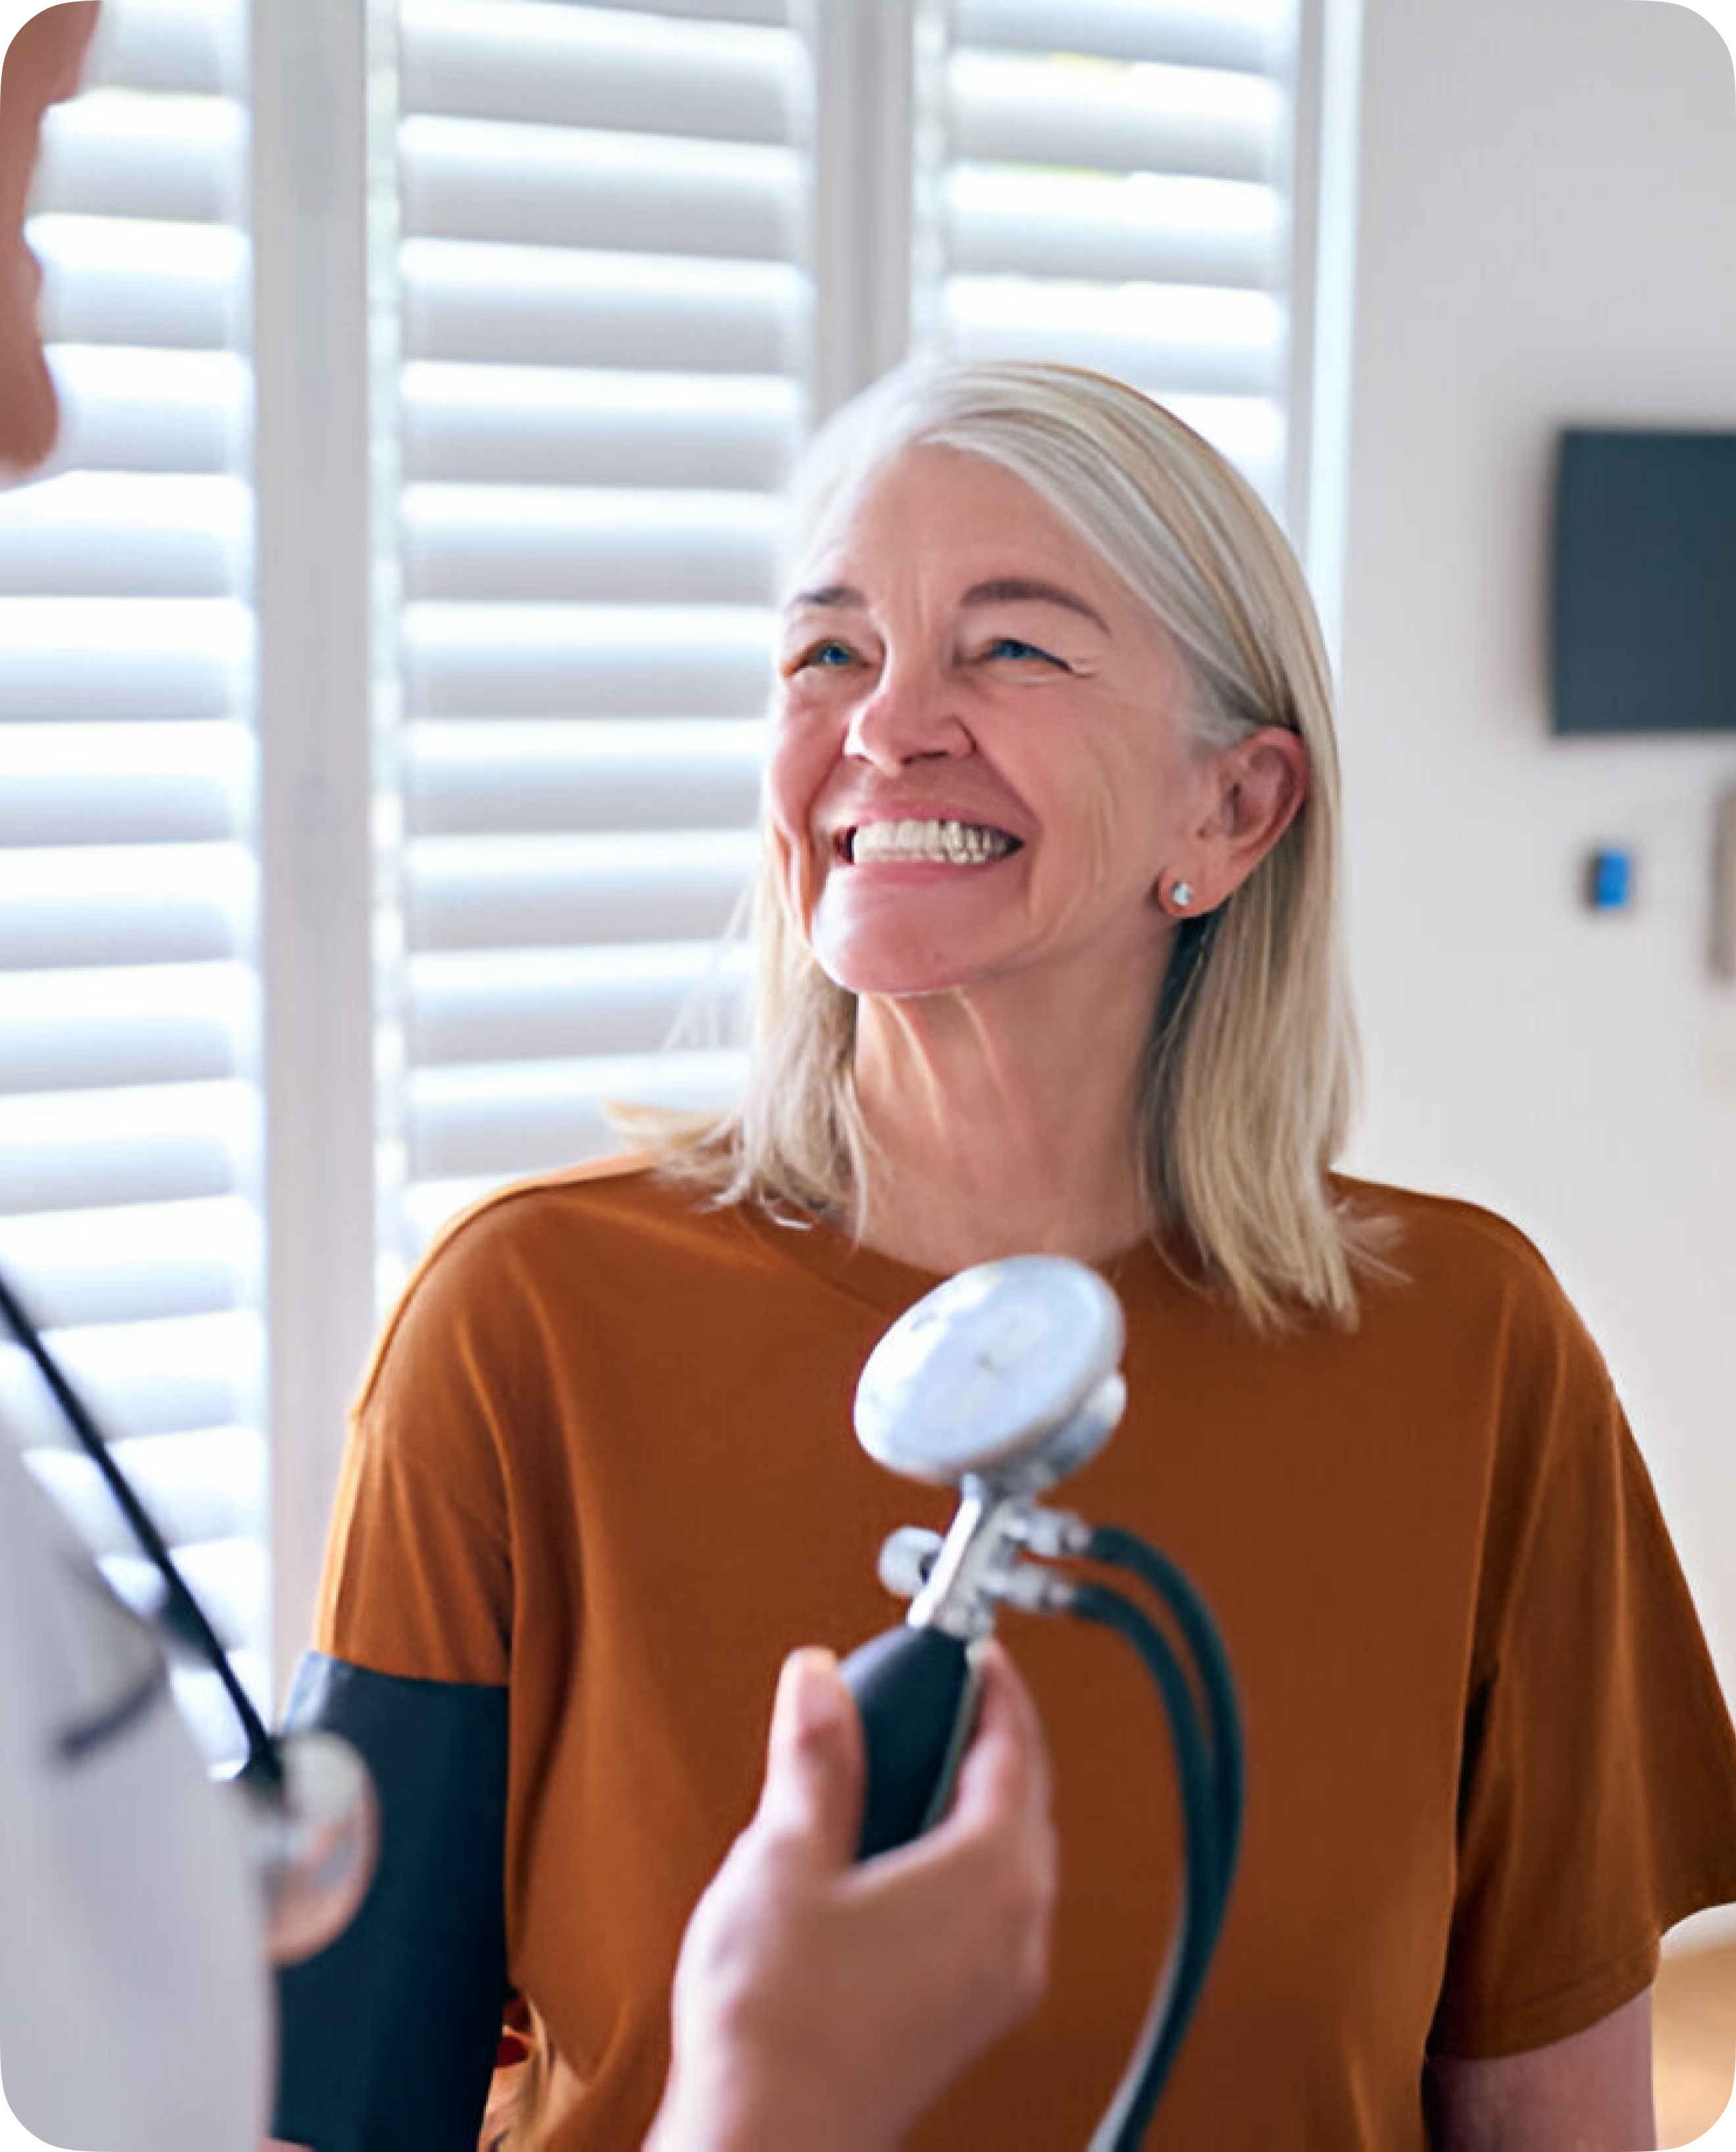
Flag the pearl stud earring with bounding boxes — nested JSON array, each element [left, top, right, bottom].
[[1170, 881, 1195, 910]]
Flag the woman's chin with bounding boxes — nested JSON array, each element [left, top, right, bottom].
[[808, 884, 1013, 1000], [811, 935, 985, 1001]]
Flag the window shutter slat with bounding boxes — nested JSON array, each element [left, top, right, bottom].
[[30, 93, 246, 226], [410, 944, 748, 1067], [400, 116, 800, 259], [35, 347, 251, 478], [947, 53, 1280, 183], [0, 597, 251, 719], [402, 0, 800, 145], [33, 216, 247, 351], [402, 239, 804, 376], [0, 966, 253, 1094], [402, 604, 772, 720], [80, 0, 243, 97], [408, 833, 757, 952], [405, 488, 777, 604], [567, 0, 790, 24], [952, 0, 1278, 74], [0, 847, 253, 970], [944, 172, 1278, 289], [408, 1048, 747, 1184], [409, 719, 763, 833], [0, 1082, 256, 1217], [403, 363, 797, 490], [0, 474, 247, 599], [938, 284, 1284, 396], [0, 1198, 258, 1331], [0, 724, 249, 845]]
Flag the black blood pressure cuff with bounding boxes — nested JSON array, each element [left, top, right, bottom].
[[270, 1653, 510, 2152]]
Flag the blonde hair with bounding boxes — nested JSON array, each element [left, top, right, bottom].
[[639, 358, 1370, 1327]]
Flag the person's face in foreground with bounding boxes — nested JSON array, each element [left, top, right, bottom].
[[769, 443, 1220, 1006], [0, 2, 99, 477]]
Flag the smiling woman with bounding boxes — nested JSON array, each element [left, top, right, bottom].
[[273, 357, 1736, 2152], [703, 360, 1351, 1314]]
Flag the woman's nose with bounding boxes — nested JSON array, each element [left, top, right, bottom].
[[842, 662, 971, 768]]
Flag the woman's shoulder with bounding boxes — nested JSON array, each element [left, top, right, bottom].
[[417, 1150, 721, 1269], [1334, 1173, 1595, 1352], [364, 1154, 744, 1373], [1339, 1174, 1547, 1260], [1331, 1177, 1628, 1499]]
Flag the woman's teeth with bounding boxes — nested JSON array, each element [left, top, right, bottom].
[[848, 819, 1018, 866]]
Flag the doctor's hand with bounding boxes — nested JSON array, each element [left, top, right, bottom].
[[646, 1640, 1057, 2152]]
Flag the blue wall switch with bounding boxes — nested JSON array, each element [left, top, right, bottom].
[[1586, 848, 1633, 910]]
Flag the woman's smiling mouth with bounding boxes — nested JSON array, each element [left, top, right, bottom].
[[842, 819, 1024, 866]]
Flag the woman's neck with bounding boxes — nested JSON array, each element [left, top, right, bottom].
[[848, 977, 1157, 1275]]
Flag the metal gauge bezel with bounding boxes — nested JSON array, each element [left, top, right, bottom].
[[854, 1255, 1126, 1493]]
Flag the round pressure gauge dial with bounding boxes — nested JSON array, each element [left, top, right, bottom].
[[854, 1255, 1126, 1495]]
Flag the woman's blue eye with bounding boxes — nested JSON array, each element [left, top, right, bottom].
[[986, 635, 1059, 664], [804, 639, 854, 667]]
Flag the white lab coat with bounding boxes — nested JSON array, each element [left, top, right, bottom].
[[0, 1441, 269, 2150]]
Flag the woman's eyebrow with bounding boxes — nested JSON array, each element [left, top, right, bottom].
[[960, 577, 1109, 631], [785, 576, 1109, 629], [785, 583, 861, 611]]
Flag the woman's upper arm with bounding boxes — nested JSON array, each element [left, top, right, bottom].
[[270, 1214, 527, 2149], [1424, 1989, 1655, 2151]]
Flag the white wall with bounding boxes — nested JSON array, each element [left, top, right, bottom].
[[1334, 0, 1736, 1744]]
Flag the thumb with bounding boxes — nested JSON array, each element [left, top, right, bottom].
[[758, 1647, 866, 1869]]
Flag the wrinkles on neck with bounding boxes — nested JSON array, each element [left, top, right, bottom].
[[848, 972, 1158, 1275]]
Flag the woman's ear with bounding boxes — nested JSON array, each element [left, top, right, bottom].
[[1172, 727, 1310, 912]]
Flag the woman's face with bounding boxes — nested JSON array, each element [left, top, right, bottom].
[[767, 443, 1234, 1008], [0, 3, 100, 478]]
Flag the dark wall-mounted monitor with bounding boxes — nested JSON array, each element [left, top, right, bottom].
[[1552, 428, 1736, 735]]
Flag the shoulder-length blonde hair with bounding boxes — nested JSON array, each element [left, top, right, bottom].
[[637, 358, 1369, 1328]]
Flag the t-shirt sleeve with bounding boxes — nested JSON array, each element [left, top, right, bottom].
[[313, 1202, 526, 1684], [1429, 1260, 1736, 2057]]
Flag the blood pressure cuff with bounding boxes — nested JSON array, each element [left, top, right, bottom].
[[270, 1652, 509, 2152]]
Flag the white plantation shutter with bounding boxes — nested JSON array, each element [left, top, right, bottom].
[[381, 0, 808, 1263], [915, 0, 1303, 506], [0, 0, 266, 1758]]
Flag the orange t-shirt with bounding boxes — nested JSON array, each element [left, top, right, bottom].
[[308, 1160, 1736, 2149]]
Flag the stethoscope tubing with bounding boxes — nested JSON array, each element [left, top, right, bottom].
[[1069, 1561, 1242, 2147]]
